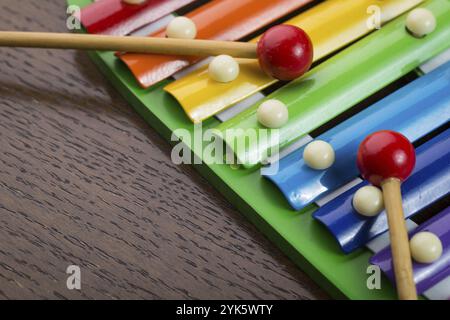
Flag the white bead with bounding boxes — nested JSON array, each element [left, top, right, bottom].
[[406, 8, 436, 38], [256, 99, 289, 129], [123, 0, 147, 4], [303, 140, 335, 170], [166, 16, 197, 39], [410, 232, 443, 264], [208, 55, 240, 83], [352, 186, 384, 217]]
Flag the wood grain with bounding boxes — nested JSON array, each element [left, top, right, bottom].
[[0, 0, 327, 300]]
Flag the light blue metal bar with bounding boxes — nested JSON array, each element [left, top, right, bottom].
[[262, 61, 450, 211]]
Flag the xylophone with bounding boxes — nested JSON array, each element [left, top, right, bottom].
[[69, 0, 450, 299]]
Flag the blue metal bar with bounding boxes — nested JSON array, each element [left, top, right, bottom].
[[313, 129, 450, 253]]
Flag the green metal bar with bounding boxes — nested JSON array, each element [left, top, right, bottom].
[[218, 0, 450, 168]]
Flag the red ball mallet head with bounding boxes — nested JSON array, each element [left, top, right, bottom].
[[257, 25, 314, 81], [357, 130, 416, 187]]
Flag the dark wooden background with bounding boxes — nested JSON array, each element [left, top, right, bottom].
[[0, 0, 327, 299]]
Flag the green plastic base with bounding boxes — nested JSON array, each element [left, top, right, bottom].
[[69, 0, 399, 299]]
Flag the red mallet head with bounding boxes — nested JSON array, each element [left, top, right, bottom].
[[257, 25, 313, 81], [357, 130, 416, 187]]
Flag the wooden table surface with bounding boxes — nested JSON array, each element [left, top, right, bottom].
[[0, 0, 327, 300]]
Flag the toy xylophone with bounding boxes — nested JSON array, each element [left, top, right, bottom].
[[68, 0, 450, 299]]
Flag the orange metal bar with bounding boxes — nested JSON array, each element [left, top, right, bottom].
[[118, 0, 312, 88]]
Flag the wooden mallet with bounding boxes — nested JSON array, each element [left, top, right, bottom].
[[0, 24, 313, 81], [357, 130, 417, 300]]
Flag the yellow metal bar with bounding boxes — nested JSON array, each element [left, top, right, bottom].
[[164, 0, 424, 123]]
